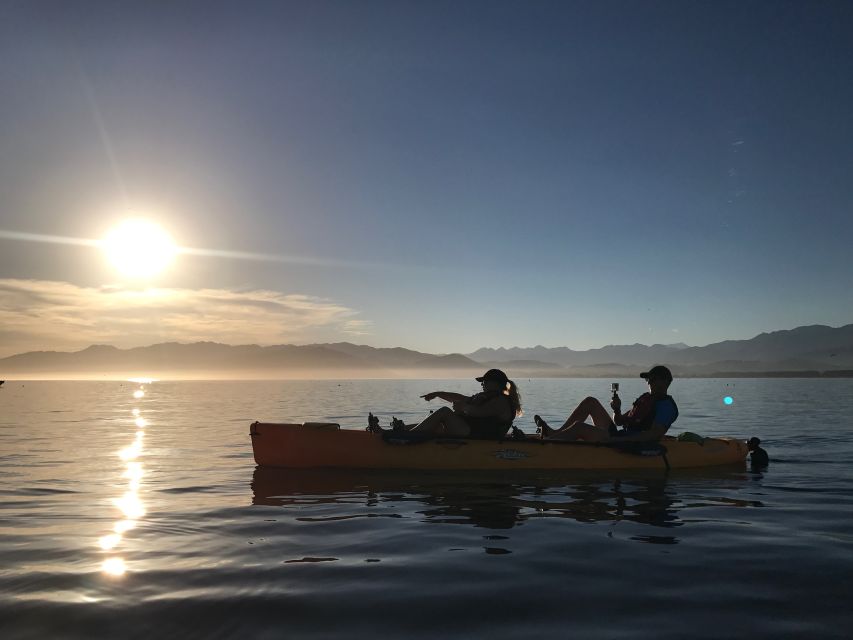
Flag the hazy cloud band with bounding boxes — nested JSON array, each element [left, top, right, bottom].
[[0, 279, 371, 356]]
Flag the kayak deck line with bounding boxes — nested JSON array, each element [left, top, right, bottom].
[[250, 422, 749, 470]]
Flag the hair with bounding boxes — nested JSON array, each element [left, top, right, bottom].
[[505, 379, 523, 417]]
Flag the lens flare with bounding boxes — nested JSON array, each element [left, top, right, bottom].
[[724, 396, 734, 405]]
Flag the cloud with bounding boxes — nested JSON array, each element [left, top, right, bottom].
[[0, 279, 370, 356], [342, 319, 374, 336]]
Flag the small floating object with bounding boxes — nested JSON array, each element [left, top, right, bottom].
[[747, 437, 769, 467]]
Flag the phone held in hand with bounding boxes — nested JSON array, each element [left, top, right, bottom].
[[611, 382, 619, 395]]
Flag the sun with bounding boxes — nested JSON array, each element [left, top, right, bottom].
[[101, 219, 177, 278]]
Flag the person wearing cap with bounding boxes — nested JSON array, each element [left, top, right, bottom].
[[535, 365, 678, 442], [376, 369, 522, 439]]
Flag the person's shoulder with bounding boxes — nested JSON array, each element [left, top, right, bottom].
[[654, 396, 678, 424]]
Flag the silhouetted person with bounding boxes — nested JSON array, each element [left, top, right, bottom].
[[535, 365, 678, 442], [747, 437, 769, 467], [369, 369, 522, 439]]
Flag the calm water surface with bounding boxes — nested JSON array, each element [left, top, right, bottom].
[[1, 378, 852, 639]]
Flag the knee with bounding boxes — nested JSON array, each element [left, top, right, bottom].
[[583, 396, 597, 405], [434, 406, 452, 415]]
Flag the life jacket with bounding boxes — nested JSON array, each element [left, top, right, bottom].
[[461, 390, 515, 440], [622, 392, 679, 432]]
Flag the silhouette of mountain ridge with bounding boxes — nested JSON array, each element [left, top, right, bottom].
[[1, 323, 852, 378]]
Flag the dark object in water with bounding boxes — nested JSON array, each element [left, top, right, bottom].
[[747, 437, 769, 467]]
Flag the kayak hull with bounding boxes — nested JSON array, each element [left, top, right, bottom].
[[250, 422, 748, 470]]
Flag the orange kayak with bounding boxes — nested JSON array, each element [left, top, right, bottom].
[[250, 422, 748, 470]]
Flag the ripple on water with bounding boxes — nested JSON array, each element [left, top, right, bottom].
[[2, 379, 853, 639]]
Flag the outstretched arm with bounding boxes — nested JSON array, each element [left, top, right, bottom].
[[421, 391, 469, 403]]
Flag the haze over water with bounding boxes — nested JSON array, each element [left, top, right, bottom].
[[2, 378, 852, 639]]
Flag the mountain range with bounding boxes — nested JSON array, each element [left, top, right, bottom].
[[2, 323, 853, 379]]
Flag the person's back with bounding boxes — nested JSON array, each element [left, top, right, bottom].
[[462, 389, 516, 439]]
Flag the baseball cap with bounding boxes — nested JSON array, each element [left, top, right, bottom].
[[640, 365, 673, 382], [476, 369, 509, 385]]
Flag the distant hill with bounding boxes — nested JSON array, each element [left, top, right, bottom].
[[0, 341, 481, 378], [319, 343, 477, 369], [1, 323, 852, 378], [468, 343, 691, 368], [467, 324, 853, 376]]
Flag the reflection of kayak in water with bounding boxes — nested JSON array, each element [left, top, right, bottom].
[[250, 422, 748, 470]]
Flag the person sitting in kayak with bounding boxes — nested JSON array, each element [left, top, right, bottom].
[[369, 369, 522, 439], [535, 365, 678, 442]]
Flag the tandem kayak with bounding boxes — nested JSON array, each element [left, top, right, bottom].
[[250, 422, 748, 470]]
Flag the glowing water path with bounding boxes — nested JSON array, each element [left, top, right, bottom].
[[98, 381, 151, 577]]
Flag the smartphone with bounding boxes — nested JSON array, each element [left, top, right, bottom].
[[611, 383, 619, 395]]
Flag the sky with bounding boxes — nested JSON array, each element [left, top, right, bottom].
[[1, 0, 852, 357]]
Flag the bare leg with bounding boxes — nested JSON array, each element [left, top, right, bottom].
[[557, 397, 614, 431], [548, 421, 610, 442], [410, 406, 472, 437]]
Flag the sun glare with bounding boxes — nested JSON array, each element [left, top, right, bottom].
[[102, 557, 126, 576], [102, 218, 176, 278]]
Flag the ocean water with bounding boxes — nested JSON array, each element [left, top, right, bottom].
[[1, 378, 852, 639]]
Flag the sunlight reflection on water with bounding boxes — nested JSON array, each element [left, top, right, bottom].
[[1, 379, 851, 639], [99, 382, 151, 577]]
